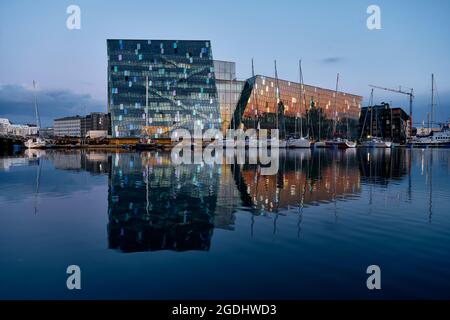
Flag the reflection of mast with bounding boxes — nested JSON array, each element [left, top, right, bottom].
[[146, 155, 150, 215], [428, 151, 433, 223], [407, 148, 412, 202], [34, 158, 42, 215], [273, 152, 286, 235]]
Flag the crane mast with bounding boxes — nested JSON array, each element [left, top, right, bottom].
[[368, 84, 414, 138]]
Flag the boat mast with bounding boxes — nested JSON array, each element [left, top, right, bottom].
[[318, 93, 321, 141], [431, 73, 435, 129], [299, 60, 303, 138], [274, 60, 284, 138], [370, 89, 373, 137], [346, 109, 349, 140], [390, 107, 394, 141], [32, 80, 41, 130], [252, 58, 259, 130], [333, 73, 339, 137], [360, 89, 372, 140]]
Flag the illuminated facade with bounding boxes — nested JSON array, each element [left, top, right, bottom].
[[231, 75, 363, 135], [107, 39, 221, 138]]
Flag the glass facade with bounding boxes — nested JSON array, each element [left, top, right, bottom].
[[107, 39, 221, 138], [213, 61, 244, 133], [231, 75, 363, 134]]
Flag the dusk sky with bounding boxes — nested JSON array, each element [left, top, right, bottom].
[[1, 0, 449, 127]]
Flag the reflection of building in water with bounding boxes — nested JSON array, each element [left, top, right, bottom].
[[0, 157, 30, 171], [234, 150, 361, 213], [214, 164, 240, 230], [107, 152, 226, 252], [357, 148, 409, 185], [47, 150, 110, 174]]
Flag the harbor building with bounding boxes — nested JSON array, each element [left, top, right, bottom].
[[230, 75, 363, 138], [106, 39, 363, 138], [54, 116, 83, 137], [0, 118, 39, 137], [54, 112, 110, 137], [107, 39, 221, 138], [359, 103, 410, 144]]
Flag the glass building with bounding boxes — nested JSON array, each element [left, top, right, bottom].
[[213, 60, 244, 133], [107, 39, 221, 138], [230, 75, 363, 137]]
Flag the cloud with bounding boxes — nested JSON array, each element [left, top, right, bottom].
[[0, 84, 106, 127], [320, 57, 344, 64]]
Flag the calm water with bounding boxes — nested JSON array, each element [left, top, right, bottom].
[[0, 148, 449, 299]]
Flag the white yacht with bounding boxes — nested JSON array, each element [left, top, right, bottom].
[[409, 129, 450, 147], [24, 137, 46, 149], [287, 136, 311, 148]]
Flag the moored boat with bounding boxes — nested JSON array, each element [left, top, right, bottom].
[[136, 137, 158, 150], [408, 128, 450, 147], [359, 138, 392, 148], [314, 141, 328, 148], [326, 138, 357, 149], [287, 136, 311, 148], [24, 137, 46, 149]]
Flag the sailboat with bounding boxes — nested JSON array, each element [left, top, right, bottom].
[[359, 89, 392, 148], [325, 73, 356, 149], [288, 60, 311, 148], [25, 81, 46, 149], [409, 74, 450, 147]]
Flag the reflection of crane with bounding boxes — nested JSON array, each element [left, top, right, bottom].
[[369, 84, 414, 137]]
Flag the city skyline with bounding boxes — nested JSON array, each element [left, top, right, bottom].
[[1, 0, 449, 127]]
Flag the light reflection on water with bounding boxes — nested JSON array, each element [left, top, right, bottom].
[[0, 148, 449, 299]]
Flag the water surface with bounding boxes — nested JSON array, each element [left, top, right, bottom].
[[0, 148, 449, 299]]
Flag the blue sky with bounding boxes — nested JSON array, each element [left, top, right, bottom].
[[1, 0, 449, 126]]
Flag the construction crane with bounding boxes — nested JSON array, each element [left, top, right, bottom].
[[368, 84, 414, 137]]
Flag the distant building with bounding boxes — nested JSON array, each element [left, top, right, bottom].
[[39, 127, 54, 138], [107, 39, 221, 138], [0, 118, 39, 136], [85, 112, 111, 134], [54, 116, 83, 137], [359, 103, 410, 144], [54, 113, 110, 137]]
